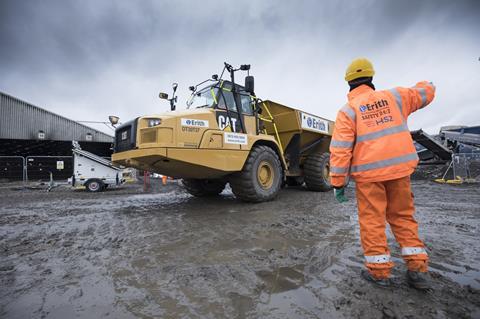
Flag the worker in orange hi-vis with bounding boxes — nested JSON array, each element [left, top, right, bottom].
[[329, 58, 435, 290]]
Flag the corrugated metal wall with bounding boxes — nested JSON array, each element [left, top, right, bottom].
[[0, 91, 113, 143]]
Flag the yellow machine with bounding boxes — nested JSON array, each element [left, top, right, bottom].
[[112, 63, 334, 202]]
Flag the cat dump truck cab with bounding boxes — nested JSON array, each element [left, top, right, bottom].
[[112, 63, 334, 202]]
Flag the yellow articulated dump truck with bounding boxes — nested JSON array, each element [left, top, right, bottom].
[[112, 63, 334, 202]]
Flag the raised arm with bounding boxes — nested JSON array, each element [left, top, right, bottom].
[[393, 81, 436, 119]]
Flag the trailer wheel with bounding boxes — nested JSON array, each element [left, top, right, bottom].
[[230, 145, 283, 202], [85, 179, 104, 192], [181, 179, 226, 197], [304, 152, 333, 192]]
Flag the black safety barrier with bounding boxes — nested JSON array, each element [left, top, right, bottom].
[[0, 155, 114, 183], [0, 156, 25, 182], [26, 156, 73, 181]]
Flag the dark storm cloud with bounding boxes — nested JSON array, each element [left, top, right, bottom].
[[1, 1, 167, 74], [1, 0, 477, 74], [1, 0, 479, 133]]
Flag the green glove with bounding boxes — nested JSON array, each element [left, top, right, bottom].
[[334, 187, 348, 203]]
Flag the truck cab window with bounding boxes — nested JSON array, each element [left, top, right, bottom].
[[217, 89, 253, 115], [217, 89, 238, 112], [240, 94, 253, 115], [187, 86, 216, 109]]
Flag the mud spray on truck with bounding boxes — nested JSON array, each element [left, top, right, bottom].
[[112, 63, 335, 202]]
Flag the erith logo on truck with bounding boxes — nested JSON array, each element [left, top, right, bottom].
[[181, 118, 209, 127], [301, 112, 329, 134]]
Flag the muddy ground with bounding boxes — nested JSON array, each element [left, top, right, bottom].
[[0, 178, 479, 318]]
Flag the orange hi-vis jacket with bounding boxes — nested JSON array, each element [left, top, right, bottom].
[[330, 81, 435, 187]]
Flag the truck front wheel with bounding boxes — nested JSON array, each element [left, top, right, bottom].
[[304, 152, 333, 192], [230, 145, 283, 202], [181, 179, 226, 197]]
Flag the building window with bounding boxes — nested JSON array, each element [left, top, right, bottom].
[[86, 133, 93, 141]]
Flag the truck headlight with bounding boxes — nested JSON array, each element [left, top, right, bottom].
[[147, 118, 162, 127]]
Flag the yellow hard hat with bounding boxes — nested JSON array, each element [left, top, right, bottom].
[[345, 58, 375, 82]]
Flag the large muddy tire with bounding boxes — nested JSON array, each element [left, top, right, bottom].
[[230, 145, 283, 202], [304, 152, 333, 192], [181, 179, 226, 197]]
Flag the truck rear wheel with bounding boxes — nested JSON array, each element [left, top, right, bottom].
[[182, 179, 226, 197], [304, 152, 333, 192], [230, 145, 283, 202], [85, 179, 105, 192]]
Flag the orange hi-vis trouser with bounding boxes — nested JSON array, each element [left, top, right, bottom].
[[355, 175, 428, 279]]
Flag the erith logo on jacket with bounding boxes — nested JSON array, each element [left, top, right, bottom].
[[359, 99, 388, 113], [359, 99, 391, 124]]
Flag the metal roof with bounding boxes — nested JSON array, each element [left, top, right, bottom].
[[0, 91, 113, 143]]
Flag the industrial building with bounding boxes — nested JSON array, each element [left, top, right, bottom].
[[0, 91, 114, 181]]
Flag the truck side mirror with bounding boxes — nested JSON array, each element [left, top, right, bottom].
[[245, 75, 254, 95]]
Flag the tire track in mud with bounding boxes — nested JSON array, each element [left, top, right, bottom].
[[104, 186, 361, 318]]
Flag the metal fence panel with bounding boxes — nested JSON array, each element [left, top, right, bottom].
[[26, 156, 73, 181], [0, 156, 25, 182], [0, 155, 115, 183], [452, 153, 480, 182]]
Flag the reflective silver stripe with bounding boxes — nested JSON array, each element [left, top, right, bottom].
[[365, 254, 391, 263], [389, 88, 403, 115], [401, 247, 427, 256], [351, 152, 419, 173], [330, 166, 349, 174], [415, 88, 427, 107], [341, 104, 356, 122], [330, 140, 354, 148], [356, 123, 409, 143]]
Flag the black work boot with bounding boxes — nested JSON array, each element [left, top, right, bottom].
[[406, 270, 431, 291], [361, 270, 391, 287]]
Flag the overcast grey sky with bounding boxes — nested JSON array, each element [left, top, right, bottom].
[[1, 0, 479, 134]]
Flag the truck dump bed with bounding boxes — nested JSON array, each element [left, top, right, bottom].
[[260, 100, 334, 154]]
